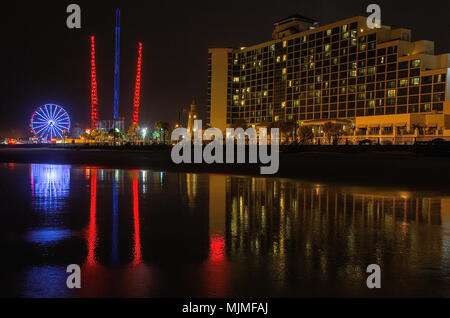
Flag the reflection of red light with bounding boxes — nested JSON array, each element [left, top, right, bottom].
[[209, 236, 225, 263], [132, 174, 142, 265], [203, 235, 228, 297], [8, 163, 14, 168], [86, 169, 97, 265]]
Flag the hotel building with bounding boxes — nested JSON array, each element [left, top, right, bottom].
[[207, 15, 450, 142]]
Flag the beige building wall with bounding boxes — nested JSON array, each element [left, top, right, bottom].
[[209, 48, 232, 132]]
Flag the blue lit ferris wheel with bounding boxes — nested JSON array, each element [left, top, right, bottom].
[[30, 104, 71, 141]]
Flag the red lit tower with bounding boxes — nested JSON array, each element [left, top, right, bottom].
[[90, 36, 99, 129], [132, 42, 143, 126]]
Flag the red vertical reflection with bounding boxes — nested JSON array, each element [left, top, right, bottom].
[[86, 169, 97, 265], [203, 234, 228, 297], [209, 236, 225, 263], [132, 173, 142, 265]]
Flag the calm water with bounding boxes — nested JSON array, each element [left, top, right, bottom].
[[0, 163, 449, 297]]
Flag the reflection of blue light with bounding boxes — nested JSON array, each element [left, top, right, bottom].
[[22, 265, 72, 297], [26, 229, 72, 243], [112, 174, 119, 265], [30, 164, 70, 212]]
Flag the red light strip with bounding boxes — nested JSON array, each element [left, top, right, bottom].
[[132, 42, 143, 126], [90, 36, 99, 129]]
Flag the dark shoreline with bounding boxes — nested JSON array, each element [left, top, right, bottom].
[[1, 145, 450, 193]]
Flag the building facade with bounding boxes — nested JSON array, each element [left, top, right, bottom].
[[207, 15, 450, 142]]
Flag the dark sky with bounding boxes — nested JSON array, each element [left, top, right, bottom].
[[1, 0, 449, 137]]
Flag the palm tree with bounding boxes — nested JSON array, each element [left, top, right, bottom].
[[154, 121, 170, 144], [230, 119, 248, 130], [323, 122, 343, 145], [127, 124, 140, 144], [299, 125, 314, 144]]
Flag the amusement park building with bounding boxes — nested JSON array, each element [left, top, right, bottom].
[[207, 15, 450, 142]]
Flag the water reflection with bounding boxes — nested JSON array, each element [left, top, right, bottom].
[[0, 163, 449, 297]]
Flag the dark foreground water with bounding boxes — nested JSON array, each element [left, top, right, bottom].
[[0, 163, 449, 297]]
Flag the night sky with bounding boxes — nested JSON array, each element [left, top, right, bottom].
[[1, 0, 449, 137]]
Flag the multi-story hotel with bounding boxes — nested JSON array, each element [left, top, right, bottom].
[[207, 15, 450, 142]]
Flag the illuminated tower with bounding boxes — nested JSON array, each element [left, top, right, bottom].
[[132, 42, 143, 126], [90, 36, 99, 128], [187, 97, 198, 135], [113, 8, 121, 121]]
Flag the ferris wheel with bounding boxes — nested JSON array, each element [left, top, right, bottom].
[[30, 104, 71, 141]]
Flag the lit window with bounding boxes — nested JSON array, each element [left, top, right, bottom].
[[434, 74, 443, 83], [233, 77, 239, 83], [410, 77, 419, 85], [387, 89, 396, 97], [281, 101, 286, 107], [283, 40, 287, 48], [399, 79, 408, 87], [411, 59, 421, 68]]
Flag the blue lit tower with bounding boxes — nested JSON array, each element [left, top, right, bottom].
[[113, 8, 121, 121]]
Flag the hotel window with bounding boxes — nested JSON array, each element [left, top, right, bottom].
[[326, 29, 331, 36], [410, 77, 420, 85], [421, 103, 431, 112], [434, 74, 445, 83], [410, 59, 421, 68], [283, 41, 287, 48], [350, 70, 356, 77], [281, 101, 286, 108], [399, 79, 408, 87], [233, 77, 240, 83], [434, 93, 445, 102], [276, 56, 281, 63], [387, 89, 396, 97]]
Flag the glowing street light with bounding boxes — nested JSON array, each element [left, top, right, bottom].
[[141, 127, 148, 139]]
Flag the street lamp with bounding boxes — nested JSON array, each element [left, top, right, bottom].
[[141, 127, 147, 140]]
